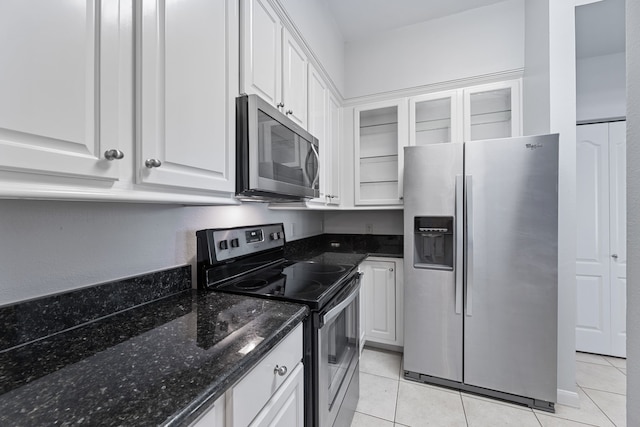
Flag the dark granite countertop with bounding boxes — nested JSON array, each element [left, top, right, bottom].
[[285, 233, 404, 260], [0, 288, 308, 426]]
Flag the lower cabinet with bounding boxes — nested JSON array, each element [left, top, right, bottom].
[[191, 324, 303, 427], [359, 257, 404, 350]]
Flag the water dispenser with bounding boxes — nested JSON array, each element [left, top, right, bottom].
[[414, 216, 454, 270]]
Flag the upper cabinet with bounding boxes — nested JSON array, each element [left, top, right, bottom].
[[409, 80, 521, 147], [0, 0, 238, 204], [354, 99, 408, 206], [137, 0, 236, 193], [463, 80, 521, 141], [0, 0, 125, 184], [241, 0, 308, 128]]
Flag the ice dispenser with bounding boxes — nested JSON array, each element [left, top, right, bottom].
[[414, 216, 454, 270]]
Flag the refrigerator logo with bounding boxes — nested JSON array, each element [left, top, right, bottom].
[[525, 143, 544, 150]]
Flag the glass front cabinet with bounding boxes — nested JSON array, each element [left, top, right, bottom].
[[354, 100, 408, 206]]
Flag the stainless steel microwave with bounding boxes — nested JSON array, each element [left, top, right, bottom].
[[236, 94, 320, 201]]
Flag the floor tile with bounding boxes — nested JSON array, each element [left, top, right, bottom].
[[582, 388, 626, 427], [575, 352, 611, 366], [576, 361, 627, 395], [351, 411, 394, 427], [462, 394, 541, 427], [355, 372, 398, 422], [533, 388, 615, 427], [603, 356, 626, 369], [395, 381, 467, 427], [536, 412, 600, 427], [360, 347, 402, 380]]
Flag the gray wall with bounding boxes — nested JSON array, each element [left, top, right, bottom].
[[0, 200, 323, 306], [626, 0, 639, 423]]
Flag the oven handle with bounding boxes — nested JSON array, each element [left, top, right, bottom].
[[321, 277, 361, 326]]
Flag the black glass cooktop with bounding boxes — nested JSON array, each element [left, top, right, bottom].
[[214, 260, 356, 310]]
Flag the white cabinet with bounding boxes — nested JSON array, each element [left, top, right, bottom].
[[230, 324, 303, 427], [190, 395, 225, 427], [0, 0, 238, 204], [137, 0, 236, 193], [0, 0, 126, 184], [409, 90, 461, 146], [463, 80, 521, 141], [241, 0, 307, 128], [408, 80, 521, 146], [354, 100, 408, 206], [360, 257, 404, 348], [307, 64, 341, 206]]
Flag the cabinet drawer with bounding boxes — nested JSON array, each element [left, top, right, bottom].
[[231, 324, 303, 426]]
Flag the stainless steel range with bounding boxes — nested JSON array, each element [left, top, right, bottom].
[[196, 224, 360, 427]]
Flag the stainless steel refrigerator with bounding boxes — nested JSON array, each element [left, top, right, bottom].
[[403, 134, 558, 411]]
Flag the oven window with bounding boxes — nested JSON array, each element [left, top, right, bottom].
[[257, 110, 318, 189], [324, 294, 359, 410]]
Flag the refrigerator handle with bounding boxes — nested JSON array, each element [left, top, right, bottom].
[[465, 175, 473, 316], [455, 175, 464, 314]]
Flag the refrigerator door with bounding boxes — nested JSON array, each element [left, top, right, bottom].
[[464, 135, 558, 403], [403, 143, 464, 382]]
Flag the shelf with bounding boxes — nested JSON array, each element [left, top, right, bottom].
[[360, 121, 398, 129], [360, 179, 398, 184], [359, 153, 398, 160]]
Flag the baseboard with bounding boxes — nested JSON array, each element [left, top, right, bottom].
[[557, 388, 580, 408]]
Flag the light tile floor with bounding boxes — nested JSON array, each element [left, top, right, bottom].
[[351, 347, 627, 427]]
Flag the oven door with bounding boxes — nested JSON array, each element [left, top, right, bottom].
[[317, 275, 360, 427]]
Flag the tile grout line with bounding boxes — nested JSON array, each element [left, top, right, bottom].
[[578, 385, 620, 427], [459, 391, 470, 427]]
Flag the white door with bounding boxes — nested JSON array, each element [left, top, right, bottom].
[[362, 260, 397, 344], [575, 121, 627, 357], [282, 30, 308, 128]]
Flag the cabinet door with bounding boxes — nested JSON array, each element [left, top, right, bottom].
[[355, 100, 408, 205], [409, 90, 461, 145], [137, 0, 236, 193], [463, 80, 521, 141], [307, 65, 328, 203], [190, 395, 224, 427], [0, 0, 125, 183], [282, 30, 308, 128], [241, 0, 282, 107], [249, 363, 304, 427], [326, 93, 342, 204], [362, 260, 397, 343]]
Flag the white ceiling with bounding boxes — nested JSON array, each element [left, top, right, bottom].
[[323, 0, 625, 58]]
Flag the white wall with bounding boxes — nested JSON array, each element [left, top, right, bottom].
[[0, 201, 323, 306], [343, 0, 525, 99], [576, 52, 626, 121], [626, 0, 639, 423], [523, 0, 584, 407], [323, 210, 403, 235], [278, 0, 345, 96]]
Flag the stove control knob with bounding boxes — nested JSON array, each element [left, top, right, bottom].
[[270, 232, 279, 241], [219, 240, 228, 250], [230, 238, 240, 248]]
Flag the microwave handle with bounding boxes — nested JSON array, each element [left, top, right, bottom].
[[309, 143, 320, 190]]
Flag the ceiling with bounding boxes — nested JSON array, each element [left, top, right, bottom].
[[323, 0, 625, 58]]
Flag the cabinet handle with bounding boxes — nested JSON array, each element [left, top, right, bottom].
[[612, 254, 619, 259], [389, 268, 394, 272], [104, 149, 124, 160], [285, 110, 293, 115], [274, 365, 288, 376], [277, 102, 285, 108], [145, 158, 162, 168]]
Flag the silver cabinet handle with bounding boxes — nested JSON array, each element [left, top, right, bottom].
[[455, 175, 464, 315], [285, 110, 293, 115], [277, 102, 285, 108], [612, 254, 619, 259], [465, 175, 474, 317], [274, 365, 288, 376], [389, 268, 394, 272], [145, 158, 162, 168], [104, 149, 124, 160]]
